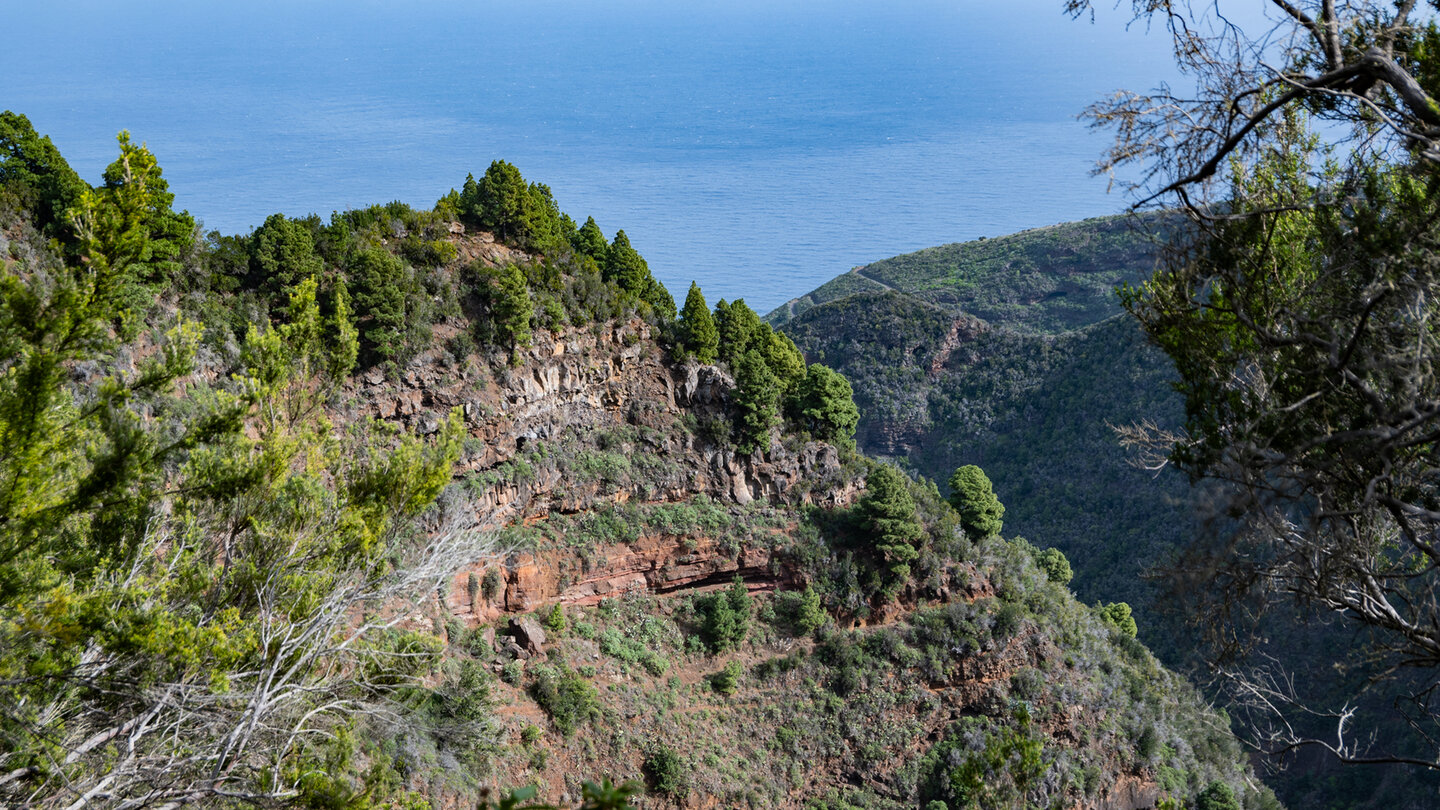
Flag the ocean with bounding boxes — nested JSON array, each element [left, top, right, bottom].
[[5, 0, 1187, 312]]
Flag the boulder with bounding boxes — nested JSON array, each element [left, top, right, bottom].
[[509, 615, 547, 654]]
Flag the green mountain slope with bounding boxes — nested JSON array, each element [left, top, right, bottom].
[[0, 119, 1274, 810], [769, 215, 1168, 332], [771, 220, 1195, 646], [771, 217, 1440, 810]]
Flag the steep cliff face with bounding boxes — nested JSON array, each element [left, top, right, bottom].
[[348, 317, 857, 518], [333, 312, 862, 628]]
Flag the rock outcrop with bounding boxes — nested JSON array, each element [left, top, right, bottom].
[[343, 314, 863, 621]]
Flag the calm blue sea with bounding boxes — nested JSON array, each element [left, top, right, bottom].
[[5, 0, 1187, 312]]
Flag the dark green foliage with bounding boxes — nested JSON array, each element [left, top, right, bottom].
[[773, 223, 1191, 636], [473, 162, 531, 241], [731, 349, 781, 454], [678, 281, 719, 363], [603, 230, 674, 318], [346, 245, 408, 360], [1097, 602, 1137, 638], [696, 577, 752, 653], [784, 585, 827, 636], [528, 663, 600, 736], [493, 263, 533, 363], [573, 216, 609, 263], [760, 327, 806, 395], [453, 162, 572, 255], [0, 111, 88, 235], [779, 291, 952, 434], [643, 745, 689, 799], [768, 215, 1165, 332], [477, 780, 640, 810], [474, 161, 533, 245], [602, 229, 647, 295], [919, 709, 1048, 810], [1195, 781, 1241, 810], [947, 465, 1004, 540], [859, 464, 925, 585], [715, 298, 764, 364], [1034, 547, 1072, 586], [709, 659, 743, 696], [483, 568, 504, 602], [251, 212, 325, 303], [432, 659, 493, 756], [794, 364, 859, 450]]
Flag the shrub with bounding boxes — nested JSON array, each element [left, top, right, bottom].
[[543, 603, 567, 635], [710, 660, 743, 696], [528, 664, 600, 736], [789, 585, 827, 636], [920, 709, 1047, 809], [696, 577, 752, 653], [1098, 602, 1138, 638], [993, 601, 1026, 640], [643, 744, 688, 800], [947, 465, 1004, 540], [1035, 547, 1073, 586], [1195, 781, 1241, 810], [482, 568, 504, 602]]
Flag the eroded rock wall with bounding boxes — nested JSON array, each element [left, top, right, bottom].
[[343, 315, 862, 620]]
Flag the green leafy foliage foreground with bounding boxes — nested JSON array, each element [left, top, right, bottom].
[[0, 124, 471, 807]]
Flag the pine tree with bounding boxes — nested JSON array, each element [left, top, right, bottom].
[[759, 326, 806, 394], [99, 131, 195, 288], [715, 298, 762, 365], [699, 576, 752, 653], [0, 111, 88, 235], [493, 262, 533, 365], [795, 364, 859, 450], [346, 245, 409, 361], [644, 275, 677, 320], [860, 464, 925, 584], [604, 230, 649, 294], [251, 212, 324, 305], [573, 216, 609, 262], [475, 160, 529, 244], [603, 230, 674, 318], [0, 129, 471, 809], [678, 281, 719, 363], [947, 464, 1005, 540], [732, 349, 780, 454]]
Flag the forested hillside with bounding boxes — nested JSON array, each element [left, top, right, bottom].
[[0, 113, 1274, 809], [771, 217, 1440, 809], [769, 218, 1196, 640]]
